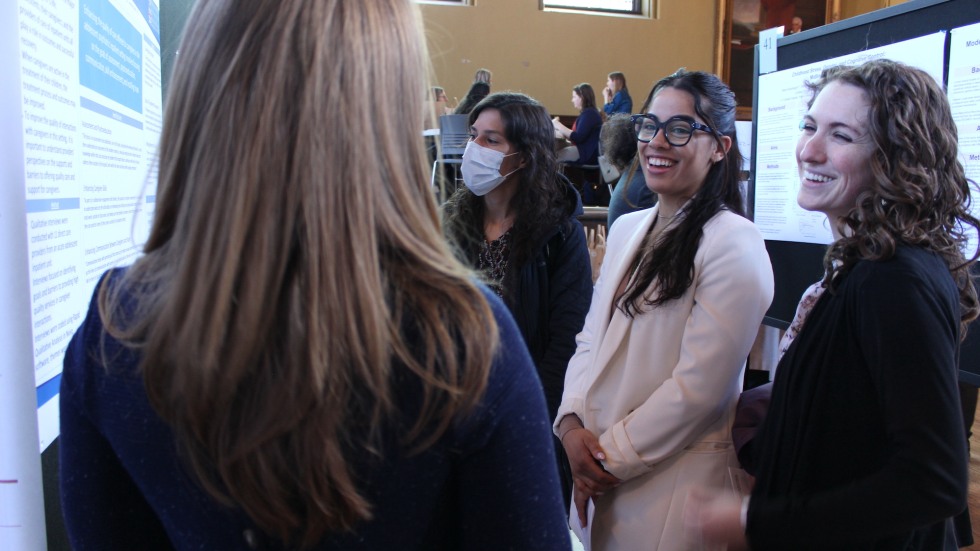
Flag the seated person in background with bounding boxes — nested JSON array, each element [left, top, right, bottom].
[[602, 71, 633, 115], [454, 81, 490, 115], [58, 1, 573, 550], [432, 86, 451, 111], [443, 92, 594, 512], [553, 83, 602, 165], [425, 86, 451, 129], [474, 67, 492, 85], [789, 16, 803, 33], [597, 114, 634, 185], [607, 85, 658, 227]]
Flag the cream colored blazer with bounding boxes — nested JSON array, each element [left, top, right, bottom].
[[556, 205, 774, 550]]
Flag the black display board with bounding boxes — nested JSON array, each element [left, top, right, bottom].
[[748, 0, 980, 384]]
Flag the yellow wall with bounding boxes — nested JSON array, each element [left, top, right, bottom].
[[419, 0, 720, 116], [419, 0, 894, 117], [840, 0, 906, 20]]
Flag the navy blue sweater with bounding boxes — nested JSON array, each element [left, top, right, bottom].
[[60, 269, 572, 550]]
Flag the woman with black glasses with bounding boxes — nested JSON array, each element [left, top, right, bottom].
[[554, 69, 773, 550]]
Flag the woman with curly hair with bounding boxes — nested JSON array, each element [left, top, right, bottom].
[[442, 92, 593, 509], [554, 69, 774, 550], [691, 59, 979, 550]]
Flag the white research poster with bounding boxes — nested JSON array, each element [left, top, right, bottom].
[[948, 22, 980, 257], [2, 0, 161, 548], [753, 32, 946, 244], [18, 0, 160, 451]]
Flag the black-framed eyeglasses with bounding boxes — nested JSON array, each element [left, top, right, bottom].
[[630, 114, 715, 146]]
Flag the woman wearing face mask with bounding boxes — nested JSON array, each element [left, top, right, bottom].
[[442, 92, 594, 510], [555, 69, 773, 550]]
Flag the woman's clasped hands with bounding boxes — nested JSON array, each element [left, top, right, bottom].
[[559, 417, 621, 528]]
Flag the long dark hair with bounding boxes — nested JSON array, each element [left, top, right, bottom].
[[809, 60, 980, 332], [443, 92, 569, 302], [454, 82, 490, 115], [619, 69, 744, 316]]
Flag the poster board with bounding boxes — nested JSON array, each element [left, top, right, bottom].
[[748, 0, 980, 383]]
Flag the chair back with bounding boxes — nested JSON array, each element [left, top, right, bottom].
[[439, 114, 470, 157]]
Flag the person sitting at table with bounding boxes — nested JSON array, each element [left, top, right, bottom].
[[553, 83, 602, 165], [602, 72, 633, 116]]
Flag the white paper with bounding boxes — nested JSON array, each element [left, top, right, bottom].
[[948, 22, 980, 257], [753, 32, 947, 244], [569, 496, 596, 551], [759, 26, 784, 75]]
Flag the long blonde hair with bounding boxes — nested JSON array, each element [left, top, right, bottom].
[[100, 0, 497, 546]]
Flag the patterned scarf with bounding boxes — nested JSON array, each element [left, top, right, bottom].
[[777, 279, 827, 361]]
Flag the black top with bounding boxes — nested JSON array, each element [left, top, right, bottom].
[[746, 246, 968, 550]]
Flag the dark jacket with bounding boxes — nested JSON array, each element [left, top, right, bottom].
[[746, 246, 967, 551], [603, 89, 633, 115], [507, 178, 592, 420], [569, 108, 603, 166]]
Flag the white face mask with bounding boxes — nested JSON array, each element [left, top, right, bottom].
[[460, 141, 521, 196]]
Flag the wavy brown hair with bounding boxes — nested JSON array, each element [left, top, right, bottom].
[[808, 60, 980, 332], [619, 69, 744, 316], [442, 92, 570, 302], [99, 0, 497, 547]]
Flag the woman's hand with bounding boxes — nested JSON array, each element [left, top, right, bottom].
[[552, 117, 569, 138], [683, 487, 749, 550], [602, 86, 613, 103], [561, 426, 621, 526]]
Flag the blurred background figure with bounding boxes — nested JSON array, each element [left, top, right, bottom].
[[602, 71, 633, 116], [474, 67, 492, 85], [432, 86, 449, 103], [58, 1, 573, 550], [454, 81, 491, 115], [789, 16, 803, 33], [605, 83, 659, 228], [553, 83, 602, 165]]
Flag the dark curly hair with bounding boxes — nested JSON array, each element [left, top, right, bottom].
[[808, 60, 980, 332], [442, 92, 571, 302], [619, 69, 745, 316]]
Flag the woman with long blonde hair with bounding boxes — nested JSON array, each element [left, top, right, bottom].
[[58, 1, 571, 549]]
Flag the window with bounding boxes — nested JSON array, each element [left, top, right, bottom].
[[541, 0, 642, 15]]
